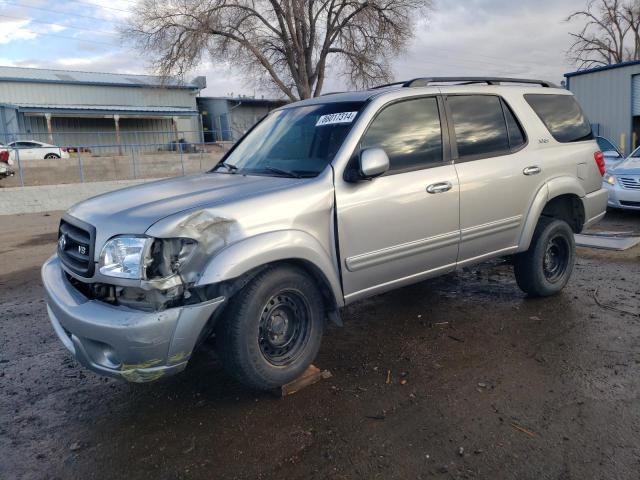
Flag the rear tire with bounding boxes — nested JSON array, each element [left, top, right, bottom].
[[216, 265, 325, 390], [514, 217, 575, 297]]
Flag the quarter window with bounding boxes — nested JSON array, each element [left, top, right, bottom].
[[524, 94, 593, 143], [449, 95, 510, 159], [361, 97, 443, 173]]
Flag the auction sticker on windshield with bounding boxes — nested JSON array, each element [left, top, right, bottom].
[[316, 111, 358, 126]]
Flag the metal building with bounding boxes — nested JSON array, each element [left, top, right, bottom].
[[565, 60, 640, 155], [0, 66, 206, 153], [197, 96, 287, 142]]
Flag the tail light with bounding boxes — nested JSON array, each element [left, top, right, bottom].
[[594, 151, 606, 176], [0, 150, 8, 163]]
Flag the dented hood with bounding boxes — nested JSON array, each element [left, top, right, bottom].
[[67, 173, 298, 254]]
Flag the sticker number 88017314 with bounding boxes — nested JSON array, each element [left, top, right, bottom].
[[315, 111, 358, 126]]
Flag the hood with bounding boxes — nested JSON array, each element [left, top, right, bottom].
[[68, 173, 299, 239], [612, 157, 640, 175]]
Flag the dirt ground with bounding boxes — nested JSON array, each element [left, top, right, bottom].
[[1, 210, 638, 480]]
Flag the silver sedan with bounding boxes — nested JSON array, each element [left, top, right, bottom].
[[604, 150, 640, 211]]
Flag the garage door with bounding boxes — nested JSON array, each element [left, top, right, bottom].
[[633, 75, 640, 116]]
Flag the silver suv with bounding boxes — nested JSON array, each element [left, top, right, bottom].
[[42, 77, 608, 389]]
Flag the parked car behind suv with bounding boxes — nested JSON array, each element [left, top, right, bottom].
[[0, 144, 15, 180], [42, 77, 608, 389], [7, 140, 70, 161], [604, 145, 640, 210]]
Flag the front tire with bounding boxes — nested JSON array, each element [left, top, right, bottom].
[[216, 265, 325, 390], [44, 153, 60, 159], [514, 217, 575, 297]]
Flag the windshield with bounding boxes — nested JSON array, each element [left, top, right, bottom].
[[629, 146, 640, 158], [213, 101, 364, 177]]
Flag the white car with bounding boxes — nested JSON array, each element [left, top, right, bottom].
[[604, 149, 640, 211], [7, 141, 70, 161]]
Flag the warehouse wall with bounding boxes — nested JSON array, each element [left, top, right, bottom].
[[10, 115, 200, 154], [0, 81, 198, 108], [568, 64, 640, 154]]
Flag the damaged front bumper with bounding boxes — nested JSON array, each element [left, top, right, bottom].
[[42, 255, 224, 382]]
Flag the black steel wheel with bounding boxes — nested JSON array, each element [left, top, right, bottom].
[[216, 265, 325, 390], [258, 290, 312, 366], [514, 217, 575, 297], [542, 235, 570, 283]]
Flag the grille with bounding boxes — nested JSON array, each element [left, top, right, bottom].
[[620, 200, 640, 207], [58, 216, 95, 277], [619, 176, 640, 190]]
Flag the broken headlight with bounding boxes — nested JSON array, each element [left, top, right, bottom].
[[145, 238, 198, 279], [98, 236, 197, 280]]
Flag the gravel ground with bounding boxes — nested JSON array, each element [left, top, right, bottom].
[[0, 210, 638, 480]]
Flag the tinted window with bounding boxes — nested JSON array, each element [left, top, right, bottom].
[[361, 97, 443, 173], [525, 94, 592, 143], [449, 95, 509, 158], [502, 100, 526, 149]]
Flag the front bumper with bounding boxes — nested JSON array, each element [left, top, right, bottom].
[[42, 255, 224, 382], [604, 181, 640, 210]]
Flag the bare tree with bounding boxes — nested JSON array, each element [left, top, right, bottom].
[[567, 0, 640, 69], [124, 0, 431, 100]]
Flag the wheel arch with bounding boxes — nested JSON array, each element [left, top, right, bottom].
[[196, 230, 344, 309], [518, 177, 587, 251]]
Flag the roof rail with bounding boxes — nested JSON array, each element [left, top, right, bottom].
[[372, 77, 557, 89]]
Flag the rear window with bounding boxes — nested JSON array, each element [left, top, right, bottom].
[[524, 94, 592, 143]]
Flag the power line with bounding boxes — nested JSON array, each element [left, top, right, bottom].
[[3, 0, 125, 24], [63, 0, 132, 14], [0, 13, 118, 37], [6, 27, 121, 46]]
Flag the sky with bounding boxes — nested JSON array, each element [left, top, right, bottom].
[[0, 0, 589, 97]]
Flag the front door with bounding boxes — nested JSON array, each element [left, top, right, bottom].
[[335, 96, 460, 303]]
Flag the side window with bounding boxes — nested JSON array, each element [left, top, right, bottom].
[[524, 94, 593, 143], [448, 95, 510, 159], [361, 97, 443, 173], [502, 99, 526, 150]]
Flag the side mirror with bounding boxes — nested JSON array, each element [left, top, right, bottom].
[[603, 150, 622, 159], [359, 148, 390, 179]]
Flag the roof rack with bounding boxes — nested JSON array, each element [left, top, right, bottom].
[[372, 77, 557, 89]]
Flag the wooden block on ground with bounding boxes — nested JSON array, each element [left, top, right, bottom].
[[278, 364, 332, 397]]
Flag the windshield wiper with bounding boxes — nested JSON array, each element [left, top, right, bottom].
[[262, 166, 302, 178], [214, 161, 239, 173]]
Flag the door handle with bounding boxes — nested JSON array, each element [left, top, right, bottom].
[[426, 181, 452, 194], [523, 166, 541, 176]]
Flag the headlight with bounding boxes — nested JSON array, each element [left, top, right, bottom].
[[604, 173, 616, 185], [99, 236, 152, 279]]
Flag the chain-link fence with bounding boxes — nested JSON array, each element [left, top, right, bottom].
[[0, 130, 231, 188]]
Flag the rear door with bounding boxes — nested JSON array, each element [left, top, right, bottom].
[[335, 96, 460, 302], [446, 94, 544, 264]]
